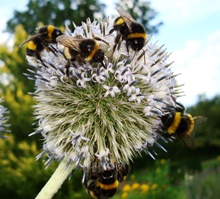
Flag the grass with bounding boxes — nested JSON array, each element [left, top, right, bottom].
[[113, 157, 220, 199], [184, 158, 220, 199], [114, 159, 187, 199]]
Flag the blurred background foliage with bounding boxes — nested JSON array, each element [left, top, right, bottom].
[[0, 0, 219, 198]]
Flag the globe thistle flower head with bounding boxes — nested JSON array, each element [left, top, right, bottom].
[[25, 17, 183, 172], [0, 98, 10, 138]]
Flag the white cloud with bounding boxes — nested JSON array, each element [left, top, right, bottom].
[[171, 30, 220, 106]]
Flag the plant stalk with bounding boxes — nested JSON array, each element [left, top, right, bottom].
[[35, 160, 75, 199]]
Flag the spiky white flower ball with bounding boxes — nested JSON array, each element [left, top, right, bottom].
[[26, 18, 183, 169], [0, 98, 10, 138]]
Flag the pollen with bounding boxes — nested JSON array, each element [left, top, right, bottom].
[[47, 25, 55, 39], [27, 40, 37, 50]]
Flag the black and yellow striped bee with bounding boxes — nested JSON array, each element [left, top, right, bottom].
[[109, 8, 146, 53], [56, 35, 108, 75], [19, 25, 63, 66], [159, 101, 207, 147], [83, 162, 129, 199]]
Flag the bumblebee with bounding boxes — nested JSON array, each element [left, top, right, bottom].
[[83, 163, 129, 199], [109, 8, 146, 53], [56, 35, 108, 76], [19, 25, 63, 66], [160, 101, 207, 147], [56, 35, 108, 64]]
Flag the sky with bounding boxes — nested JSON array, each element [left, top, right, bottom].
[[0, 0, 220, 107]]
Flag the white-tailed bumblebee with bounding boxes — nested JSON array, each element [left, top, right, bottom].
[[83, 162, 129, 199], [19, 25, 63, 66], [159, 101, 207, 147], [56, 35, 108, 64], [56, 35, 108, 76], [109, 8, 146, 53]]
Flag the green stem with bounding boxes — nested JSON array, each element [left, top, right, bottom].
[[35, 159, 75, 199]]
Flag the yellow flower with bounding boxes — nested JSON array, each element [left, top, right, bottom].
[[131, 182, 140, 190], [151, 183, 158, 190], [140, 184, 150, 193], [123, 184, 131, 192], [156, 167, 161, 173], [217, 155, 220, 161], [130, 174, 135, 180], [160, 159, 166, 164], [121, 192, 128, 199]]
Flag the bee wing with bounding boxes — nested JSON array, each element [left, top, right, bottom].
[[179, 135, 195, 148], [117, 8, 136, 30], [35, 25, 48, 33], [56, 35, 83, 52], [194, 116, 207, 125], [179, 116, 207, 148], [19, 33, 42, 47], [191, 116, 207, 136]]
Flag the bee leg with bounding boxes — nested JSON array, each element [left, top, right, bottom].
[[65, 60, 72, 78], [112, 44, 117, 55], [117, 37, 123, 52], [112, 34, 122, 54], [65, 62, 71, 77], [40, 38, 58, 56], [101, 61, 106, 68], [125, 42, 130, 56], [34, 51, 48, 68], [65, 59, 78, 77]]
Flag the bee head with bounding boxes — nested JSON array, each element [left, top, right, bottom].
[[93, 49, 105, 63], [52, 28, 63, 40], [99, 169, 116, 184], [129, 38, 145, 51], [161, 112, 174, 127]]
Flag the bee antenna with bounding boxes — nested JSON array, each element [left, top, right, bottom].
[[176, 101, 185, 110], [94, 36, 110, 47]]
